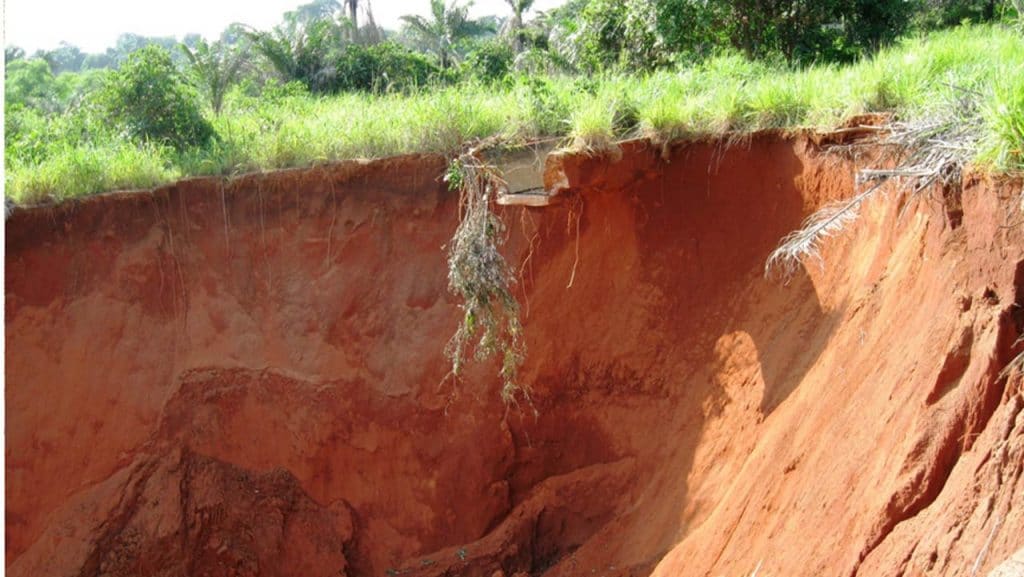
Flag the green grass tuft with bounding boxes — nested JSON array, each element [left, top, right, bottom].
[[979, 67, 1024, 171]]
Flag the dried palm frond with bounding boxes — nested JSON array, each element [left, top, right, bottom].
[[765, 181, 884, 279], [860, 95, 983, 195], [999, 336, 1024, 382], [1001, 352, 1024, 381], [765, 88, 983, 279]]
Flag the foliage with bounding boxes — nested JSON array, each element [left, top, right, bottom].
[[243, 4, 350, 93], [5, 59, 64, 113], [562, 0, 919, 69], [180, 38, 246, 113], [463, 40, 516, 83], [96, 45, 215, 150], [653, 0, 730, 61], [334, 42, 441, 92], [82, 52, 117, 70], [400, 0, 496, 69], [37, 42, 86, 74], [657, 0, 920, 64], [566, 0, 659, 71], [6, 46, 26, 62], [501, 0, 536, 52], [6, 61, 108, 116], [914, 0, 1019, 29]]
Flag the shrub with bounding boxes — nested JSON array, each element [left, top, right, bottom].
[[463, 41, 515, 84], [97, 45, 215, 150], [333, 42, 440, 93], [571, 0, 668, 72], [653, 0, 915, 65], [5, 58, 64, 113], [915, 0, 1019, 29]]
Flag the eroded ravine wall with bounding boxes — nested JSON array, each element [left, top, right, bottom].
[[5, 136, 1023, 577]]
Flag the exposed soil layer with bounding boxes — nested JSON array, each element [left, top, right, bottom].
[[6, 135, 1024, 577]]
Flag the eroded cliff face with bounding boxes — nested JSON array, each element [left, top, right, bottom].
[[5, 135, 1023, 577]]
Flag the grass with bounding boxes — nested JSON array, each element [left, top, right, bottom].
[[6, 142, 180, 200], [6, 23, 1024, 204]]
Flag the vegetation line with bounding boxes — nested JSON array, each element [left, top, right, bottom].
[[6, 0, 1023, 204]]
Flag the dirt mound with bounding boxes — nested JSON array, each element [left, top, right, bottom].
[[6, 135, 1023, 577]]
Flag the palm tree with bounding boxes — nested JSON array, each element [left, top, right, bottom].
[[400, 0, 495, 69], [242, 7, 348, 93], [345, 0, 359, 41], [502, 0, 535, 53], [179, 38, 245, 114]]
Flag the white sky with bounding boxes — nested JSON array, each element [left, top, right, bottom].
[[1, 0, 567, 54]]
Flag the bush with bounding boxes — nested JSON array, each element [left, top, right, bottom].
[[571, 0, 668, 72], [685, 0, 915, 64], [333, 42, 441, 93], [915, 0, 1018, 29], [5, 59, 64, 113], [463, 41, 515, 84], [97, 45, 215, 150]]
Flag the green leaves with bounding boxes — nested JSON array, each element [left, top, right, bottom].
[[180, 38, 246, 113], [242, 9, 348, 93], [97, 45, 215, 151], [333, 42, 441, 93], [400, 0, 497, 69]]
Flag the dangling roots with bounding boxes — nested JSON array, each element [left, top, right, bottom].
[[444, 152, 529, 405]]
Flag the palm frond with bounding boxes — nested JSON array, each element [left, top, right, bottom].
[[1000, 335, 1024, 382], [765, 88, 985, 279], [765, 181, 884, 279]]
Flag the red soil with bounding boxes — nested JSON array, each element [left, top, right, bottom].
[[5, 135, 1023, 577]]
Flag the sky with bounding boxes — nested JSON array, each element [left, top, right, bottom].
[[1, 0, 568, 54]]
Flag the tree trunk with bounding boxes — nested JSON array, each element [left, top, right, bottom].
[[346, 0, 359, 42]]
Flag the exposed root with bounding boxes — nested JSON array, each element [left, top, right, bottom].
[[971, 514, 1004, 577], [444, 150, 529, 405], [257, 181, 273, 290], [325, 173, 338, 273], [220, 180, 231, 257], [566, 192, 584, 289], [518, 207, 541, 319]]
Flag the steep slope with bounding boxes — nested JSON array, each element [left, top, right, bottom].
[[6, 135, 1023, 577]]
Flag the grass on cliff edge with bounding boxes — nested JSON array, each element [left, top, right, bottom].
[[6, 24, 1024, 204]]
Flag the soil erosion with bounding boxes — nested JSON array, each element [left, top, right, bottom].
[[6, 133, 1024, 577]]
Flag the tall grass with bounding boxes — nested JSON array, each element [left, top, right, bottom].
[[979, 70, 1024, 170], [6, 142, 179, 201], [6, 24, 1023, 203]]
